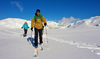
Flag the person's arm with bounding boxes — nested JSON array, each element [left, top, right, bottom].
[[42, 16, 47, 23], [27, 24, 29, 28], [31, 17, 35, 28], [42, 16, 47, 26], [31, 17, 35, 31], [22, 24, 25, 28]]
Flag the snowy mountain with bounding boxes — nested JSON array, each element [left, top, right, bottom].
[[0, 16, 100, 29], [85, 16, 100, 26], [0, 18, 31, 28], [0, 18, 60, 29], [59, 16, 100, 28], [47, 21, 60, 29]]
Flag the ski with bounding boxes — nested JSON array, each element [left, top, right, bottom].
[[34, 49, 38, 57]]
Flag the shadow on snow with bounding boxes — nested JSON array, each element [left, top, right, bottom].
[[27, 37, 35, 47]]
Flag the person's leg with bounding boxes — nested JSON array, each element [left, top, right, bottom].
[[39, 29, 43, 50], [25, 29, 27, 35], [24, 29, 25, 35], [34, 28, 38, 48], [24, 29, 26, 36], [39, 29, 43, 44]]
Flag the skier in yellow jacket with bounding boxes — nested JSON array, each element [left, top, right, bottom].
[[31, 9, 47, 56]]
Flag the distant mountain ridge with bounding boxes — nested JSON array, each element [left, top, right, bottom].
[[0, 16, 100, 29], [59, 16, 100, 28]]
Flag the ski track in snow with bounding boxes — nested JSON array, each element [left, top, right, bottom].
[[1, 27, 100, 57], [45, 36, 100, 56], [0, 28, 20, 35], [4, 28, 100, 57]]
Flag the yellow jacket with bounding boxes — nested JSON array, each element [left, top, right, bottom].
[[31, 14, 47, 29]]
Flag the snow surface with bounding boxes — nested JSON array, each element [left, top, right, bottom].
[[0, 16, 100, 59]]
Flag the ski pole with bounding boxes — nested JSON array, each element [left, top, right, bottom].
[[31, 30, 32, 38], [31, 30, 33, 42], [45, 26, 48, 43]]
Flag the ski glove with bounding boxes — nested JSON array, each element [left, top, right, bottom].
[[44, 23, 47, 26], [21, 27, 23, 29], [31, 27, 33, 31]]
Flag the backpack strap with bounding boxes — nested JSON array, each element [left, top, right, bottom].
[[35, 14, 43, 22], [40, 14, 43, 22], [35, 16, 37, 22]]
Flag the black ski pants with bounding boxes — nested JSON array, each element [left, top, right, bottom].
[[34, 28, 43, 47], [24, 29, 27, 35]]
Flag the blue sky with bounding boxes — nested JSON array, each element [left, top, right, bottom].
[[0, 0, 100, 22]]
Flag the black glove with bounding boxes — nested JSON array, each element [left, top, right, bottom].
[[31, 27, 33, 31], [28, 27, 29, 28], [21, 27, 23, 29], [44, 23, 47, 26]]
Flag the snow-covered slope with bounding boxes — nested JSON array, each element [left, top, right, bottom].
[[0, 18, 31, 28], [0, 25, 100, 59], [0, 18, 60, 29], [0, 16, 100, 29], [63, 16, 100, 28], [47, 21, 60, 29], [85, 16, 100, 26], [66, 20, 86, 28]]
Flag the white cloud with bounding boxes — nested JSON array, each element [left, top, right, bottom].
[[10, 1, 23, 12], [59, 16, 80, 26]]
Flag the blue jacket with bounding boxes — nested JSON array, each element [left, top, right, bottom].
[[22, 23, 29, 29]]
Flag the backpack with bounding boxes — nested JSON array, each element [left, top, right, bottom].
[[35, 14, 43, 22], [35, 14, 44, 29]]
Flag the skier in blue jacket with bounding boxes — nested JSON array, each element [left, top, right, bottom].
[[21, 22, 29, 37]]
